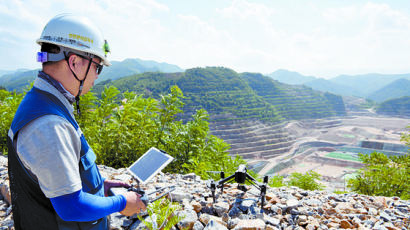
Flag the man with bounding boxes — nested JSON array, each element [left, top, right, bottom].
[[7, 14, 146, 229]]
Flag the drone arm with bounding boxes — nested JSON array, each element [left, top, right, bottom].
[[246, 178, 262, 191], [246, 174, 259, 184], [217, 174, 236, 187]]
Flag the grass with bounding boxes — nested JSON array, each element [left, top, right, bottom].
[[341, 134, 355, 138], [325, 152, 361, 162]]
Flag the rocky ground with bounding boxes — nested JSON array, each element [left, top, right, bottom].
[[0, 154, 409, 230]]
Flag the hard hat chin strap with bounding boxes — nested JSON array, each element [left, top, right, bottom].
[[64, 51, 92, 116]]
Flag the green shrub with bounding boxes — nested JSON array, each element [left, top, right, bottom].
[[268, 175, 285, 187], [287, 170, 324, 191], [347, 152, 409, 200], [0, 89, 23, 154]]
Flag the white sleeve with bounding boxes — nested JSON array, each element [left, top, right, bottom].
[[17, 115, 83, 198]]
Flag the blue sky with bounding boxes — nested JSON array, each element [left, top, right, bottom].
[[1, 0, 410, 78]]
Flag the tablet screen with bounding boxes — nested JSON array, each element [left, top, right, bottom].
[[127, 147, 174, 184]]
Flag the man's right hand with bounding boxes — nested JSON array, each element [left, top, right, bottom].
[[120, 192, 147, 216]]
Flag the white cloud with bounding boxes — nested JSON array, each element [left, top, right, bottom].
[[1, 0, 410, 77], [0, 0, 171, 69], [216, 0, 275, 22], [311, 2, 410, 76]]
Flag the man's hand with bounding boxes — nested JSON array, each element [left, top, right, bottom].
[[104, 179, 130, 197], [120, 192, 147, 216]]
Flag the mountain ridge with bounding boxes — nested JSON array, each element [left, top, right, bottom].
[[368, 78, 410, 102], [268, 69, 410, 102], [0, 58, 184, 91], [96, 58, 184, 83], [376, 96, 410, 117], [94, 67, 346, 122]]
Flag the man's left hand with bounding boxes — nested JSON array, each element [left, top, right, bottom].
[[104, 180, 130, 197]]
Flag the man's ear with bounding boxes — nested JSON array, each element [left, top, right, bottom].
[[68, 54, 82, 70]]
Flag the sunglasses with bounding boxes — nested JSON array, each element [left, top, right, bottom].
[[90, 59, 103, 75], [76, 54, 104, 75]]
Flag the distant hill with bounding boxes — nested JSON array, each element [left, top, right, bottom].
[[0, 69, 39, 91], [269, 70, 410, 101], [303, 78, 360, 97], [0, 70, 15, 79], [268, 69, 316, 85], [96, 58, 183, 83], [0, 58, 183, 92], [329, 73, 410, 98], [94, 67, 346, 122], [376, 96, 410, 117], [367, 78, 410, 103]]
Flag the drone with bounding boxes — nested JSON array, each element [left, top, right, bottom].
[[207, 164, 269, 209]]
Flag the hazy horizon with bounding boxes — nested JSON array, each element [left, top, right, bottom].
[[2, 61, 410, 81]]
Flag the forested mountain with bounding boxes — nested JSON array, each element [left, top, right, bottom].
[[0, 69, 39, 91], [376, 96, 410, 117], [0, 70, 15, 78], [368, 78, 410, 103], [0, 58, 183, 92], [94, 67, 346, 122], [242, 73, 346, 119]]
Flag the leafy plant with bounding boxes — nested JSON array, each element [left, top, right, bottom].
[[138, 197, 183, 230], [0, 89, 24, 154], [287, 170, 324, 191], [73, 85, 249, 178], [268, 175, 285, 188], [347, 152, 409, 200]]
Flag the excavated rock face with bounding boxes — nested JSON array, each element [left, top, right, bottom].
[[0, 155, 409, 230]]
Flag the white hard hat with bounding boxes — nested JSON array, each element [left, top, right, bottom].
[[37, 13, 111, 66]]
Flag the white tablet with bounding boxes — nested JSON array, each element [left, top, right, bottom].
[[127, 147, 174, 184]]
